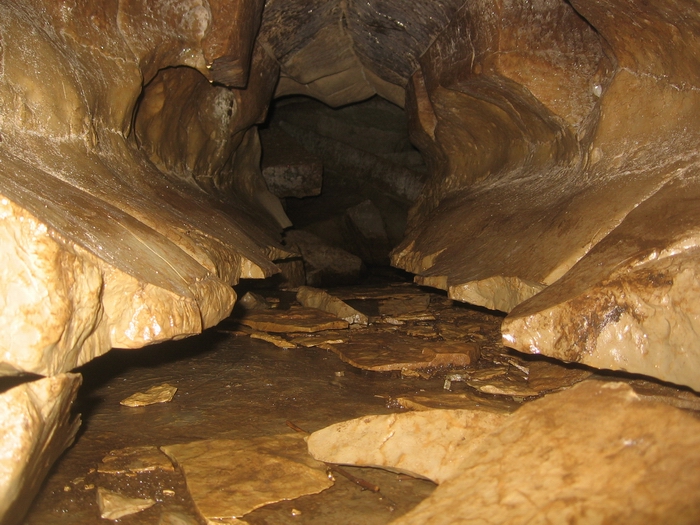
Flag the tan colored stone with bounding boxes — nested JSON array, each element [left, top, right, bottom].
[[249, 332, 297, 349], [120, 384, 178, 407], [161, 435, 332, 521], [324, 331, 480, 372], [503, 177, 700, 392], [96, 487, 155, 520], [392, 381, 700, 524], [396, 393, 520, 414], [525, 360, 592, 393], [0, 374, 82, 525], [296, 286, 368, 326], [289, 333, 346, 348], [238, 305, 348, 333], [98, 446, 175, 475], [308, 410, 508, 484]]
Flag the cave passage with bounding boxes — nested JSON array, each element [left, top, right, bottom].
[[3, 0, 700, 522], [260, 96, 426, 277]]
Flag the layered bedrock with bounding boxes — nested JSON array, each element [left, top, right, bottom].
[[388, 0, 700, 391]]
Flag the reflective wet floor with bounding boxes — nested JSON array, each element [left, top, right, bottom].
[[23, 274, 700, 524]]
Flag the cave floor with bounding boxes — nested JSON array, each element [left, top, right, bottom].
[[23, 273, 700, 525]]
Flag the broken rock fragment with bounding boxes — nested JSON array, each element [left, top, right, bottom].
[[96, 487, 155, 520], [296, 286, 369, 325], [98, 446, 175, 475], [238, 305, 348, 333], [324, 330, 480, 372], [120, 383, 178, 407], [161, 434, 332, 521]]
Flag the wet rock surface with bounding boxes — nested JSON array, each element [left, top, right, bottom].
[[24, 278, 700, 524], [4, 0, 700, 519]]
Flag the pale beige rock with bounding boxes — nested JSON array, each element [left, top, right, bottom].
[[503, 177, 700, 392], [449, 277, 546, 314], [98, 446, 175, 475], [0, 374, 81, 525], [308, 410, 508, 483], [239, 305, 349, 333], [96, 487, 155, 520], [161, 434, 332, 521], [296, 286, 369, 326], [392, 381, 700, 524], [120, 384, 178, 407]]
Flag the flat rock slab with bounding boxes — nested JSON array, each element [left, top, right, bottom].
[[160, 434, 332, 521], [308, 410, 509, 484], [392, 381, 700, 524], [396, 392, 521, 414], [237, 306, 349, 333], [98, 446, 175, 475], [322, 330, 480, 371]]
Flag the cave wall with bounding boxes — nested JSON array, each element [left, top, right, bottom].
[[1, 0, 700, 521]]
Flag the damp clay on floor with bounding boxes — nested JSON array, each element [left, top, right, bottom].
[[24, 274, 700, 525]]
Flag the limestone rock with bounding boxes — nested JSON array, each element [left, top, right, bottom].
[[396, 392, 520, 414], [0, 374, 82, 525], [323, 330, 480, 372], [98, 446, 175, 475], [273, 258, 307, 289], [296, 286, 368, 326], [249, 331, 297, 349], [393, 381, 700, 524], [161, 435, 332, 521], [502, 177, 700, 391], [120, 384, 178, 407], [96, 487, 155, 520], [307, 410, 508, 484], [238, 305, 349, 333]]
